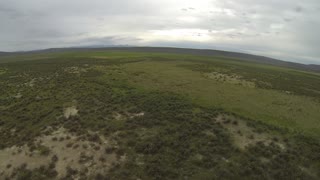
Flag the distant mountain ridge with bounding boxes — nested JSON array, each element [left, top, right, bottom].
[[99, 47, 320, 72], [1, 47, 319, 73], [0, 52, 10, 56]]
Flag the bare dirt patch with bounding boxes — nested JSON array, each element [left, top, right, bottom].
[[205, 72, 255, 88], [216, 114, 285, 150], [64, 106, 78, 119], [91, 56, 110, 59], [114, 113, 124, 121], [0, 68, 7, 75], [64, 66, 88, 74], [0, 127, 121, 179], [0, 145, 51, 178], [38, 128, 118, 178], [13, 92, 22, 99], [129, 112, 145, 118], [25, 78, 36, 87], [114, 111, 145, 120]]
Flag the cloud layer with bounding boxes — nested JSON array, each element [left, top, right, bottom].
[[0, 0, 319, 64]]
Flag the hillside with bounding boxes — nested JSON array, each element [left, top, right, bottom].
[[1, 47, 320, 73], [0, 50, 319, 179]]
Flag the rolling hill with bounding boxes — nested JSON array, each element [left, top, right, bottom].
[[1, 47, 320, 73], [0, 48, 319, 179]]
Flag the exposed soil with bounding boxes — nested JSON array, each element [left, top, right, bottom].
[[25, 78, 36, 87], [205, 72, 255, 88], [216, 114, 285, 150], [64, 66, 88, 74], [64, 106, 78, 119], [0, 127, 121, 179]]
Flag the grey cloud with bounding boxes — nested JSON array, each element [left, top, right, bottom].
[[0, 6, 24, 18], [283, 18, 293, 22], [0, 0, 319, 64], [78, 36, 142, 46], [295, 6, 303, 13]]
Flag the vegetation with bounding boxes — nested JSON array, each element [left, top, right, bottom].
[[0, 50, 319, 179]]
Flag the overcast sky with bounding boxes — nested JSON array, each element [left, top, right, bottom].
[[0, 0, 319, 64]]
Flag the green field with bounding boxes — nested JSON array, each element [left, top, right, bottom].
[[0, 50, 320, 179]]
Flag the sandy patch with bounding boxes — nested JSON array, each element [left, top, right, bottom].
[[0, 127, 120, 179], [0, 69, 7, 75], [38, 128, 118, 178], [91, 56, 110, 59], [205, 72, 255, 88], [216, 114, 285, 150], [25, 78, 36, 87], [114, 113, 124, 121], [0, 145, 51, 178], [64, 106, 78, 119], [13, 92, 22, 99], [114, 112, 145, 120], [64, 66, 87, 74], [130, 112, 145, 118]]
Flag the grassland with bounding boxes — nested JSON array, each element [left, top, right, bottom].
[[0, 50, 319, 179]]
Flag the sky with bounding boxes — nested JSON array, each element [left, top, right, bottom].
[[0, 0, 319, 64]]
